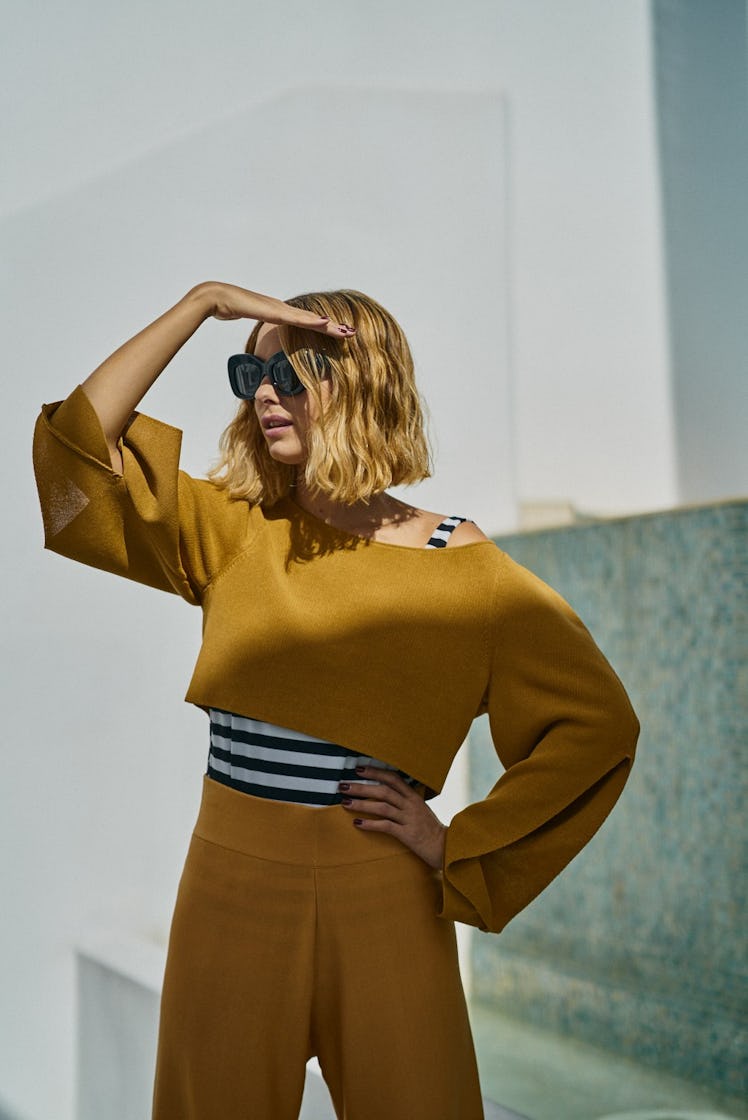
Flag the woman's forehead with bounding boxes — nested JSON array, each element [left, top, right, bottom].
[[255, 322, 282, 359]]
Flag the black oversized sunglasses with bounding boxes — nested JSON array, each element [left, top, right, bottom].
[[227, 350, 329, 400]]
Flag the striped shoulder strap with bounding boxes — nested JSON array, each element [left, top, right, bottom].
[[424, 515, 472, 550]]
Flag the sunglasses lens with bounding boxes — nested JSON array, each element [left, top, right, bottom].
[[228, 356, 262, 399], [269, 355, 303, 396]]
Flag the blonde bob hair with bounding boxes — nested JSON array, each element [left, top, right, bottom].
[[207, 289, 434, 507]]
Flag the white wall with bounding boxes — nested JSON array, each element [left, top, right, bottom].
[[0, 3, 674, 1119], [652, 0, 748, 503], [0, 0, 676, 515]]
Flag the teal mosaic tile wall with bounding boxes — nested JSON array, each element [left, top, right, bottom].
[[469, 500, 746, 1102]]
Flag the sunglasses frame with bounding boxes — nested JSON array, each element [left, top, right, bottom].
[[227, 350, 328, 400]]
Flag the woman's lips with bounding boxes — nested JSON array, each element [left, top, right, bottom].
[[264, 422, 293, 437], [262, 416, 293, 436]]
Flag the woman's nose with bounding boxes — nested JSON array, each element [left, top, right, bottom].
[[254, 375, 278, 402]]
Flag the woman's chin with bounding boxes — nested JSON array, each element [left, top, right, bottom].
[[266, 443, 305, 467]]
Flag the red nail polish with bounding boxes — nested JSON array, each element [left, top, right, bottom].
[[353, 819, 363, 826], [339, 782, 350, 791], [341, 797, 353, 806]]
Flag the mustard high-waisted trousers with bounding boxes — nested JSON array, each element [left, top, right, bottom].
[[151, 774, 485, 1119]]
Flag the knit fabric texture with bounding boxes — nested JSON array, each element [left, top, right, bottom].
[[33, 385, 640, 934]]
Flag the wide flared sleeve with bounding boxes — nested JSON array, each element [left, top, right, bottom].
[[32, 385, 250, 604], [438, 551, 640, 934]]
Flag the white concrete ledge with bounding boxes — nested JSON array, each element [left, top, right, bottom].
[[74, 929, 339, 1120], [75, 928, 167, 995]]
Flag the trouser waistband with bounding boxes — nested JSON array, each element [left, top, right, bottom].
[[193, 773, 420, 868]]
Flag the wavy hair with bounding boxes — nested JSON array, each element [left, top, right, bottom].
[[207, 289, 434, 506]]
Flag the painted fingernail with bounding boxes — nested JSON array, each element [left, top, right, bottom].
[[355, 767, 366, 774], [339, 782, 350, 791], [341, 797, 353, 806], [353, 819, 363, 826]]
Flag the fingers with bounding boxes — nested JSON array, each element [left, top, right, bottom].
[[353, 766, 412, 795], [338, 778, 407, 817], [340, 771, 447, 868], [323, 321, 356, 338], [339, 768, 406, 823], [351, 816, 399, 838], [341, 798, 405, 824], [292, 307, 356, 338]]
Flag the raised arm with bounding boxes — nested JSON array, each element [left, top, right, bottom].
[[34, 282, 355, 599], [80, 281, 354, 472]]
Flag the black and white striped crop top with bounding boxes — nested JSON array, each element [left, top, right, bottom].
[[206, 515, 471, 807]]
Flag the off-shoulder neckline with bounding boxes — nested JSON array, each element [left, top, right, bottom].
[[282, 494, 496, 554]]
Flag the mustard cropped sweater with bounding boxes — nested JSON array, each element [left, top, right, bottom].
[[32, 386, 640, 935]]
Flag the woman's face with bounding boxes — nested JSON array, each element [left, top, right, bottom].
[[253, 322, 333, 467]]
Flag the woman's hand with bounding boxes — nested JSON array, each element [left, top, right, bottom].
[[79, 280, 354, 474], [195, 281, 356, 338], [339, 767, 447, 870]]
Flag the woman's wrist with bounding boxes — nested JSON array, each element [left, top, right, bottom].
[[423, 823, 447, 870], [183, 281, 225, 320]]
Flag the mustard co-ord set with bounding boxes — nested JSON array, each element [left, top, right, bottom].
[[33, 385, 639, 1119]]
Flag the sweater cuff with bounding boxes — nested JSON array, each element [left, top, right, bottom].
[[435, 822, 493, 931], [41, 385, 117, 471], [436, 872, 487, 929]]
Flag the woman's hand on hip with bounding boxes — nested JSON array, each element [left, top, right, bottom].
[[339, 767, 446, 870], [194, 281, 356, 337]]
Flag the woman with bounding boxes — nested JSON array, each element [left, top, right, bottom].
[[33, 280, 639, 1120]]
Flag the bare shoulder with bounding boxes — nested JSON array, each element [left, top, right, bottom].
[[387, 497, 492, 548], [447, 519, 493, 547], [413, 503, 492, 547]]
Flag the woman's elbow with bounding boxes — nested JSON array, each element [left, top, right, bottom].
[[601, 686, 640, 763]]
